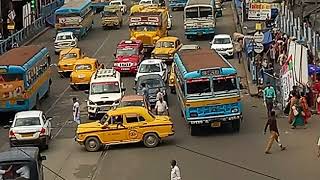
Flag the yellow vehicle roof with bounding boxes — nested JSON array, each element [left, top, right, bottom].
[[104, 5, 121, 12], [108, 106, 147, 116], [157, 36, 178, 42], [74, 57, 97, 64], [130, 4, 167, 14], [60, 48, 81, 55]]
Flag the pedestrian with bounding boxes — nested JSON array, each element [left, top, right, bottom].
[[141, 83, 149, 102], [290, 93, 305, 129], [263, 82, 276, 117], [156, 88, 164, 101], [170, 160, 181, 180], [155, 96, 168, 115], [300, 92, 311, 124], [234, 39, 243, 64], [72, 97, 80, 124], [269, 42, 276, 64], [264, 111, 286, 154]]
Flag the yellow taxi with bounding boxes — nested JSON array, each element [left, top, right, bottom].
[[57, 48, 84, 76], [168, 62, 176, 93], [75, 106, 174, 152], [151, 36, 182, 63], [70, 58, 99, 90]]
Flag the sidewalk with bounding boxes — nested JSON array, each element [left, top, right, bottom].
[[231, 2, 259, 96]]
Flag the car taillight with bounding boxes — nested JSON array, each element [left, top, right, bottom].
[[40, 128, 46, 136], [9, 130, 15, 138]]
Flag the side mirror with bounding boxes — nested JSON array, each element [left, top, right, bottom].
[[3, 125, 10, 129], [121, 88, 126, 92], [47, 117, 53, 121], [84, 90, 89, 94], [209, 41, 212, 44], [41, 156, 47, 161]]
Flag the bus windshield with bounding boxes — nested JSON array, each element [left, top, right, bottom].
[[199, 7, 213, 17], [213, 78, 237, 92], [186, 79, 211, 95], [185, 7, 198, 18]]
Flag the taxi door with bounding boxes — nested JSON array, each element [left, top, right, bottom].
[[123, 113, 145, 141], [102, 115, 127, 143]]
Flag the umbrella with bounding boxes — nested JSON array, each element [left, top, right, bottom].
[[308, 64, 320, 76]]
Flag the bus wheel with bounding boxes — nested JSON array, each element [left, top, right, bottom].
[[190, 125, 199, 136], [35, 95, 41, 110], [44, 86, 50, 98], [232, 119, 240, 132]]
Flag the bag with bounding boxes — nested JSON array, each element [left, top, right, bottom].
[[292, 106, 299, 116]]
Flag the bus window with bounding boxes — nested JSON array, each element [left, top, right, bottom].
[[186, 79, 211, 94], [199, 7, 212, 17], [213, 78, 237, 92], [185, 7, 198, 18]]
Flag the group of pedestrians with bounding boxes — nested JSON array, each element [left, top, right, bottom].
[[141, 83, 169, 115]]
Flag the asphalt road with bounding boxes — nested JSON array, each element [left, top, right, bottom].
[[1, 2, 320, 180]]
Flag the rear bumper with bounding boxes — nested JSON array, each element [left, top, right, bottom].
[[10, 136, 48, 147], [187, 114, 243, 126], [185, 28, 215, 36]]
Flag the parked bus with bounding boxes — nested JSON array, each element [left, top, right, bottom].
[[55, 0, 94, 38], [0, 46, 52, 112], [173, 48, 242, 135], [184, 0, 216, 39]]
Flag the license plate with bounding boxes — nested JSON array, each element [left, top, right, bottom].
[[121, 68, 130, 71], [21, 133, 34, 137], [211, 122, 221, 128]]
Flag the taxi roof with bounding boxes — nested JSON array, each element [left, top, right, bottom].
[[121, 95, 143, 102], [157, 36, 179, 42], [60, 48, 80, 54], [108, 106, 147, 116], [74, 57, 97, 64]]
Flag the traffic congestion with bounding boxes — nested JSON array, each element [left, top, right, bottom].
[[1, 0, 315, 179]]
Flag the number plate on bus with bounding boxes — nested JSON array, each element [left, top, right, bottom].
[[211, 122, 221, 128]]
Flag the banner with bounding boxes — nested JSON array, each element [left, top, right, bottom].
[[58, 16, 82, 26], [248, 3, 271, 20], [0, 80, 25, 100]]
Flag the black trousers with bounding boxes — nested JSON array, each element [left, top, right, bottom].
[[266, 98, 273, 116]]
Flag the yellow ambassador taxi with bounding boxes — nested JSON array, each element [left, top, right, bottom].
[[75, 106, 174, 152], [151, 36, 182, 63], [70, 58, 99, 90], [57, 48, 84, 77]]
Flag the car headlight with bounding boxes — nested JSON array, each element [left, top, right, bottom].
[[88, 100, 95, 105], [114, 63, 120, 66], [71, 41, 76, 45], [227, 47, 233, 50], [114, 100, 120, 104], [162, 90, 166, 95], [231, 108, 238, 113]]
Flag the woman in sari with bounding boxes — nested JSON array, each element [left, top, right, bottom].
[[300, 92, 311, 124], [288, 92, 299, 124], [291, 93, 305, 129]]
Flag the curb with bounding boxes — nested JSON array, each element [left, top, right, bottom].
[[231, 0, 258, 96], [23, 27, 51, 46]]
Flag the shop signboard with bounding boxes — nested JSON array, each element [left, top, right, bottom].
[[248, 3, 271, 20]]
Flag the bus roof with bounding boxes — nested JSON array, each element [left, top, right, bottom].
[[0, 46, 45, 66], [0, 147, 39, 163], [177, 48, 230, 72], [55, 0, 91, 14], [186, 0, 214, 6]]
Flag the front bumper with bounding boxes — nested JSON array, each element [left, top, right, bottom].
[[187, 114, 243, 126], [153, 55, 174, 62], [214, 49, 234, 57], [102, 21, 120, 27], [114, 66, 138, 73], [185, 28, 215, 36], [87, 104, 118, 114], [70, 81, 90, 86], [10, 136, 47, 147]]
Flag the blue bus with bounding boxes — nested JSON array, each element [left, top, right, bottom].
[[173, 48, 242, 135], [184, 0, 216, 39], [0, 46, 52, 112], [169, 0, 188, 10], [55, 0, 94, 38]]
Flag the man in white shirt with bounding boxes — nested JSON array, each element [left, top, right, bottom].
[[155, 97, 168, 115], [16, 165, 30, 179], [170, 160, 181, 180], [0, 165, 12, 180], [156, 88, 164, 101], [72, 97, 80, 124]]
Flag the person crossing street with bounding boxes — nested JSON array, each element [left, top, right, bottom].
[[72, 97, 80, 124]]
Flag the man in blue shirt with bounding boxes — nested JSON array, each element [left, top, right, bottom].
[[263, 82, 276, 117]]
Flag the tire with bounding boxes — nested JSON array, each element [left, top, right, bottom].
[[232, 119, 240, 132], [44, 82, 51, 98], [35, 95, 41, 110], [85, 137, 101, 152], [70, 85, 78, 91], [143, 133, 160, 148], [190, 125, 199, 136]]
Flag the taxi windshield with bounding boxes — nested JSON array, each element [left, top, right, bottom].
[[75, 64, 92, 70], [134, 25, 158, 31], [116, 48, 137, 57], [61, 53, 78, 59], [91, 82, 120, 94], [102, 11, 117, 16], [156, 41, 174, 48], [139, 63, 161, 73]]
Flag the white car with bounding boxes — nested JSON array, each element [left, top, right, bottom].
[[86, 68, 126, 119], [54, 32, 78, 54], [109, 0, 127, 14], [7, 110, 52, 149], [139, 0, 155, 5], [210, 34, 234, 58], [167, 12, 172, 30], [135, 59, 168, 83]]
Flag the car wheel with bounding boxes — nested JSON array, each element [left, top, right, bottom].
[[143, 133, 159, 148], [190, 125, 200, 136], [232, 119, 240, 132], [85, 137, 101, 152]]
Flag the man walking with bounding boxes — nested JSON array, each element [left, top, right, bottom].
[[72, 97, 80, 124], [264, 111, 286, 154], [234, 39, 243, 64], [155, 96, 168, 115], [263, 82, 276, 117], [141, 83, 149, 102], [170, 160, 181, 180]]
